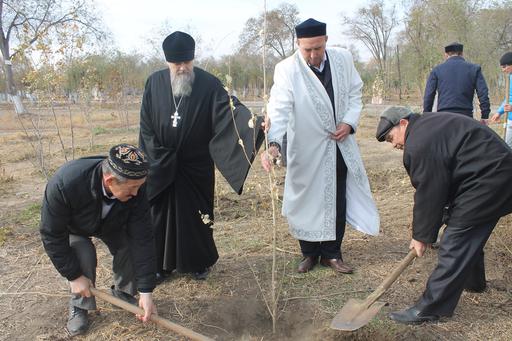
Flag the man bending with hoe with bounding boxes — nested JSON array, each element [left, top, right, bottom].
[[40, 144, 158, 336]]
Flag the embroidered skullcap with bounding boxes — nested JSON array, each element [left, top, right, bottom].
[[500, 52, 512, 66], [108, 144, 148, 179], [444, 42, 463, 53], [295, 18, 326, 38], [376, 106, 414, 142], [162, 31, 195, 63]]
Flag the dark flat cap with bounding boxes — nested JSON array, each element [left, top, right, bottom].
[[108, 144, 148, 179], [162, 31, 195, 63], [295, 18, 326, 38], [500, 52, 512, 66], [376, 106, 413, 142], [445, 42, 463, 53]]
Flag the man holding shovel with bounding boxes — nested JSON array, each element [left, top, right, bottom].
[[376, 106, 512, 324], [40, 144, 158, 336], [490, 51, 512, 148]]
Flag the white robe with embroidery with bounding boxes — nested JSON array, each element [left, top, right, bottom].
[[267, 48, 380, 241]]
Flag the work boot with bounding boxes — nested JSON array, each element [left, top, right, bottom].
[[66, 304, 88, 336], [110, 285, 138, 305]]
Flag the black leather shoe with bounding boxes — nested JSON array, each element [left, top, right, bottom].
[[110, 285, 137, 305], [389, 306, 439, 324], [156, 271, 172, 285], [464, 284, 486, 293], [66, 304, 88, 336], [193, 268, 210, 280]]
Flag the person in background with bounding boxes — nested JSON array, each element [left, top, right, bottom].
[[423, 42, 490, 123]]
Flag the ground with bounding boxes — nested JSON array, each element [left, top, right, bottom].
[[0, 102, 511, 341]]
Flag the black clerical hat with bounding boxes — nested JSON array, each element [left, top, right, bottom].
[[162, 31, 195, 63], [108, 144, 149, 179], [295, 18, 326, 38], [376, 106, 414, 142], [500, 52, 512, 66], [445, 42, 463, 53]]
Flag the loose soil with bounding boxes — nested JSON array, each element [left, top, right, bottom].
[[0, 103, 511, 340]]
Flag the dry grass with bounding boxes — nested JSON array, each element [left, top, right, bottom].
[[0, 103, 511, 340]]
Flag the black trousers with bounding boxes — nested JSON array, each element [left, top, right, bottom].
[[415, 218, 499, 316], [299, 149, 347, 259], [69, 233, 135, 310]]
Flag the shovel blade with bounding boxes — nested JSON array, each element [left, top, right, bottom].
[[330, 298, 387, 331]]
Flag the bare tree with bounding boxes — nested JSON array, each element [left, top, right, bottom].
[[0, 0, 104, 114], [239, 2, 300, 59], [342, 0, 398, 80]]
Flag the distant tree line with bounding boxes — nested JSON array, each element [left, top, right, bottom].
[[2, 0, 512, 112]]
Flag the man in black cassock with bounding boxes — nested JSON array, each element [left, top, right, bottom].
[[139, 31, 264, 282], [376, 106, 512, 324]]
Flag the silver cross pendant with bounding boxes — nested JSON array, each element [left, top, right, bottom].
[[171, 111, 181, 127]]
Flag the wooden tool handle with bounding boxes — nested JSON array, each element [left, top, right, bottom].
[[504, 75, 510, 139], [90, 287, 214, 341], [363, 249, 417, 307]]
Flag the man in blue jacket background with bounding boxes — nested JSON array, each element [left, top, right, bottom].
[[423, 42, 490, 122]]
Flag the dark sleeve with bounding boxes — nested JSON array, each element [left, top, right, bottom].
[[475, 66, 490, 119], [405, 148, 449, 243], [126, 186, 156, 292], [423, 70, 437, 112], [209, 83, 265, 194], [40, 179, 82, 281], [138, 76, 176, 201]]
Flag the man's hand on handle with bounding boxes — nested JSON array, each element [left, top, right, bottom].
[[69, 275, 93, 298], [137, 293, 158, 323], [409, 239, 429, 257]]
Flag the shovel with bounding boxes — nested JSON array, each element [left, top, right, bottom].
[[330, 249, 417, 331], [90, 287, 214, 341]]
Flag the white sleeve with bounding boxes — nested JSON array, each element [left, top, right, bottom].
[[267, 62, 294, 147], [340, 51, 363, 132]]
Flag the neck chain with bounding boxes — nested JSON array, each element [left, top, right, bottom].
[[170, 87, 183, 128]]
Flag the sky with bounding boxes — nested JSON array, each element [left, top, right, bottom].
[[94, 0, 378, 60]]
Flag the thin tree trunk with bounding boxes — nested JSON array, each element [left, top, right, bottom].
[[396, 45, 402, 101], [2, 59, 28, 114], [50, 99, 68, 162], [67, 103, 75, 159]]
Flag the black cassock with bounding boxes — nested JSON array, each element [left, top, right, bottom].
[[139, 67, 264, 273]]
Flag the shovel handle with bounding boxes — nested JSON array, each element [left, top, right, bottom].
[[90, 287, 214, 341], [362, 249, 417, 308]]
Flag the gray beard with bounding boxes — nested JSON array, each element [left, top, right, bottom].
[[171, 69, 195, 97]]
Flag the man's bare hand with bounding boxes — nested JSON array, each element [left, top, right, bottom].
[[261, 145, 280, 172], [409, 238, 429, 257], [330, 123, 351, 141], [69, 275, 93, 298], [136, 293, 157, 323], [490, 113, 501, 123]]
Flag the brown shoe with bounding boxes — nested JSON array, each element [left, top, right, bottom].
[[320, 258, 353, 274], [297, 256, 318, 273]]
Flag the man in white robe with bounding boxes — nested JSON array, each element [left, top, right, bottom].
[[261, 18, 379, 274]]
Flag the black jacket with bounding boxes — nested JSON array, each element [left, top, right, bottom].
[[423, 56, 490, 118], [404, 113, 512, 243], [40, 157, 156, 292]]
